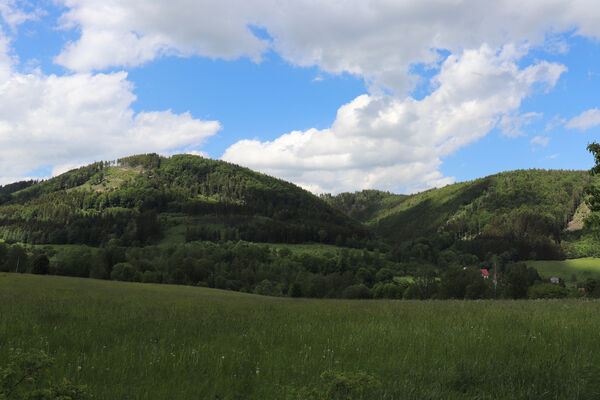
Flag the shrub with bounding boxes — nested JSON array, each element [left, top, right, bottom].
[[287, 370, 380, 400], [372, 282, 404, 299], [0, 348, 90, 399], [110, 262, 141, 282], [342, 284, 372, 299], [288, 282, 302, 297], [527, 283, 569, 299], [254, 279, 282, 296], [30, 254, 50, 275]]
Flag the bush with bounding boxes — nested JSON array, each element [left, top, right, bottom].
[[342, 284, 372, 299], [0, 348, 90, 399], [403, 284, 422, 300], [30, 254, 50, 275], [142, 270, 162, 283], [288, 282, 302, 297], [51, 248, 91, 277], [253, 279, 282, 296], [287, 370, 380, 400], [110, 262, 141, 282], [375, 268, 394, 282], [527, 283, 569, 299], [372, 282, 404, 299]]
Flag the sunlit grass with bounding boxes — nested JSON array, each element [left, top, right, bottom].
[[1, 273, 600, 399], [528, 257, 600, 283]]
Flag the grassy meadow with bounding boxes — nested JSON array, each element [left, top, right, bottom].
[[1, 273, 600, 399], [528, 257, 600, 283]]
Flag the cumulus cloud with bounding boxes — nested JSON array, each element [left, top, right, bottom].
[[223, 46, 566, 193], [565, 108, 600, 131], [0, 33, 220, 182], [0, 0, 40, 29], [53, 0, 600, 94], [2, 0, 586, 190], [55, 0, 270, 71]]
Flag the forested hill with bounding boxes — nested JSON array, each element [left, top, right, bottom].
[[323, 170, 592, 259], [1, 160, 599, 298], [0, 158, 593, 260], [0, 153, 367, 246]]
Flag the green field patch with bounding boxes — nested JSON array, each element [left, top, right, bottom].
[[85, 165, 144, 192], [2, 274, 600, 399], [528, 257, 600, 283], [269, 243, 346, 256]]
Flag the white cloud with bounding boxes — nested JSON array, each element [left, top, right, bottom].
[[565, 108, 600, 131], [223, 45, 566, 193], [1, 0, 585, 191], [530, 135, 550, 148], [0, 0, 40, 29], [0, 32, 221, 182], [545, 114, 566, 131], [183, 150, 210, 158], [53, 0, 600, 94], [55, 0, 270, 71], [499, 112, 543, 137]]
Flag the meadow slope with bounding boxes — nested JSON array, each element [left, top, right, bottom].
[[1, 274, 600, 399]]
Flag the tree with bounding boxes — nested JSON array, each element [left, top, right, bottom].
[[30, 254, 50, 275], [342, 284, 373, 299], [501, 262, 541, 299], [110, 262, 140, 282], [439, 266, 489, 299], [3, 245, 27, 273], [585, 142, 600, 236]]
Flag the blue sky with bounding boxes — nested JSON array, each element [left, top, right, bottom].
[[1, 1, 600, 193]]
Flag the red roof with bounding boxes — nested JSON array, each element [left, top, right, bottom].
[[480, 269, 490, 276]]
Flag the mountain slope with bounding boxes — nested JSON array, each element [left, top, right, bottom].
[[0, 154, 367, 246], [325, 169, 592, 259]]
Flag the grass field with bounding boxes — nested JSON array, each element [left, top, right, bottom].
[[269, 243, 346, 256], [1, 274, 600, 399], [528, 257, 600, 283]]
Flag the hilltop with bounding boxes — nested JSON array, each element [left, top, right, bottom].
[[0, 153, 366, 247]]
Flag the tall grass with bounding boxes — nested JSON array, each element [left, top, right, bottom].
[[1, 273, 599, 399]]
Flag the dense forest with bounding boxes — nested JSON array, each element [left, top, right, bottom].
[[324, 169, 592, 260], [1, 154, 598, 299], [0, 154, 367, 247]]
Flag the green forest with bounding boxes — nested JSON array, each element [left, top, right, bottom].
[[1, 153, 600, 299]]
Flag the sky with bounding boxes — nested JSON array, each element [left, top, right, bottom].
[[1, 1, 600, 194]]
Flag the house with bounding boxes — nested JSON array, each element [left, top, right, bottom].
[[480, 269, 490, 279], [549, 277, 560, 284]]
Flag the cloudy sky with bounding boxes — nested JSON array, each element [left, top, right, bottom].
[[1, 0, 600, 193]]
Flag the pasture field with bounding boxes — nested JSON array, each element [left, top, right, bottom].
[[1, 273, 600, 399], [528, 257, 600, 283]]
